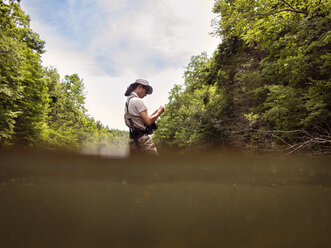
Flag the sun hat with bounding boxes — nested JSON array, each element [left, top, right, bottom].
[[135, 79, 153, 95]]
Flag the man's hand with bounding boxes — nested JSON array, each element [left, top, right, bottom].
[[158, 106, 165, 114], [140, 106, 165, 126], [151, 106, 164, 115]]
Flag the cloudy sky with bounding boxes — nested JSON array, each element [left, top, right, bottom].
[[21, 0, 220, 130]]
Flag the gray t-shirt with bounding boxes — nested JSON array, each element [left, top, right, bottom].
[[125, 97, 147, 116], [124, 96, 148, 130]]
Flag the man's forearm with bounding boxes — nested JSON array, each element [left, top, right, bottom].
[[140, 107, 164, 126], [149, 110, 162, 123]]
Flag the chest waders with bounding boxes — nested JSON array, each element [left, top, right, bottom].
[[128, 119, 140, 150], [125, 96, 158, 151], [126, 96, 145, 150]]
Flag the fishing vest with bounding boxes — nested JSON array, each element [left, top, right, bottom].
[[124, 95, 147, 131]]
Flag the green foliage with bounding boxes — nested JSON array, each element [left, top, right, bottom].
[[154, 64, 232, 150], [0, 34, 24, 142], [0, 0, 47, 145], [0, 1, 128, 152], [154, 0, 331, 153], [43, 68, 128, 152], [263, 85, 304, 130]]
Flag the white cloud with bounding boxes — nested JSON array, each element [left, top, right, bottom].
[[87, 0, 218, 77]]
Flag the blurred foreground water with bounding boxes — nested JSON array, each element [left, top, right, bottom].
[[0, 149, 330, 248]]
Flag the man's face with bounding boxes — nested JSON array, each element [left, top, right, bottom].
[[138, 85, 147, 98]]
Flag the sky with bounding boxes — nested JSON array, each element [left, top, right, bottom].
[[21, 0, 220, 130]]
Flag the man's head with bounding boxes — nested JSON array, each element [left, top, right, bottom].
[[125, 79, 153, 98], [135, 79, 153, 95]]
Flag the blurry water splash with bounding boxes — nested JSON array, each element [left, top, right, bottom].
[[80, 143, 129, 158]]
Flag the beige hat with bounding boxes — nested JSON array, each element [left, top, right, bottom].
[[135, 79, 153, 95]]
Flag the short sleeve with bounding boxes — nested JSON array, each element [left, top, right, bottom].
[[130, 98, 147, 115]]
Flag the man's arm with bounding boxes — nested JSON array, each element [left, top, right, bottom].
[[140, 106, 165, 126]]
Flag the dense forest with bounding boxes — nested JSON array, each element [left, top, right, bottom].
[[0, 0, 128, 152], [1, 0, 330, 155], [153, 0, 331, 155]]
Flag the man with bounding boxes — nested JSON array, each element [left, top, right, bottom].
[[124, 79, 165, 154]]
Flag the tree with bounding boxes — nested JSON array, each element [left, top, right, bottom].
[[154, 0, 331, 154], [0, 1, 129, 151], [212, 0, 331, 132], [0, 0, 47, 145]]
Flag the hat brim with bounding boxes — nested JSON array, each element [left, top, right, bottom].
[[134, 79, 153, 95], [146, 85, 153, 95]]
